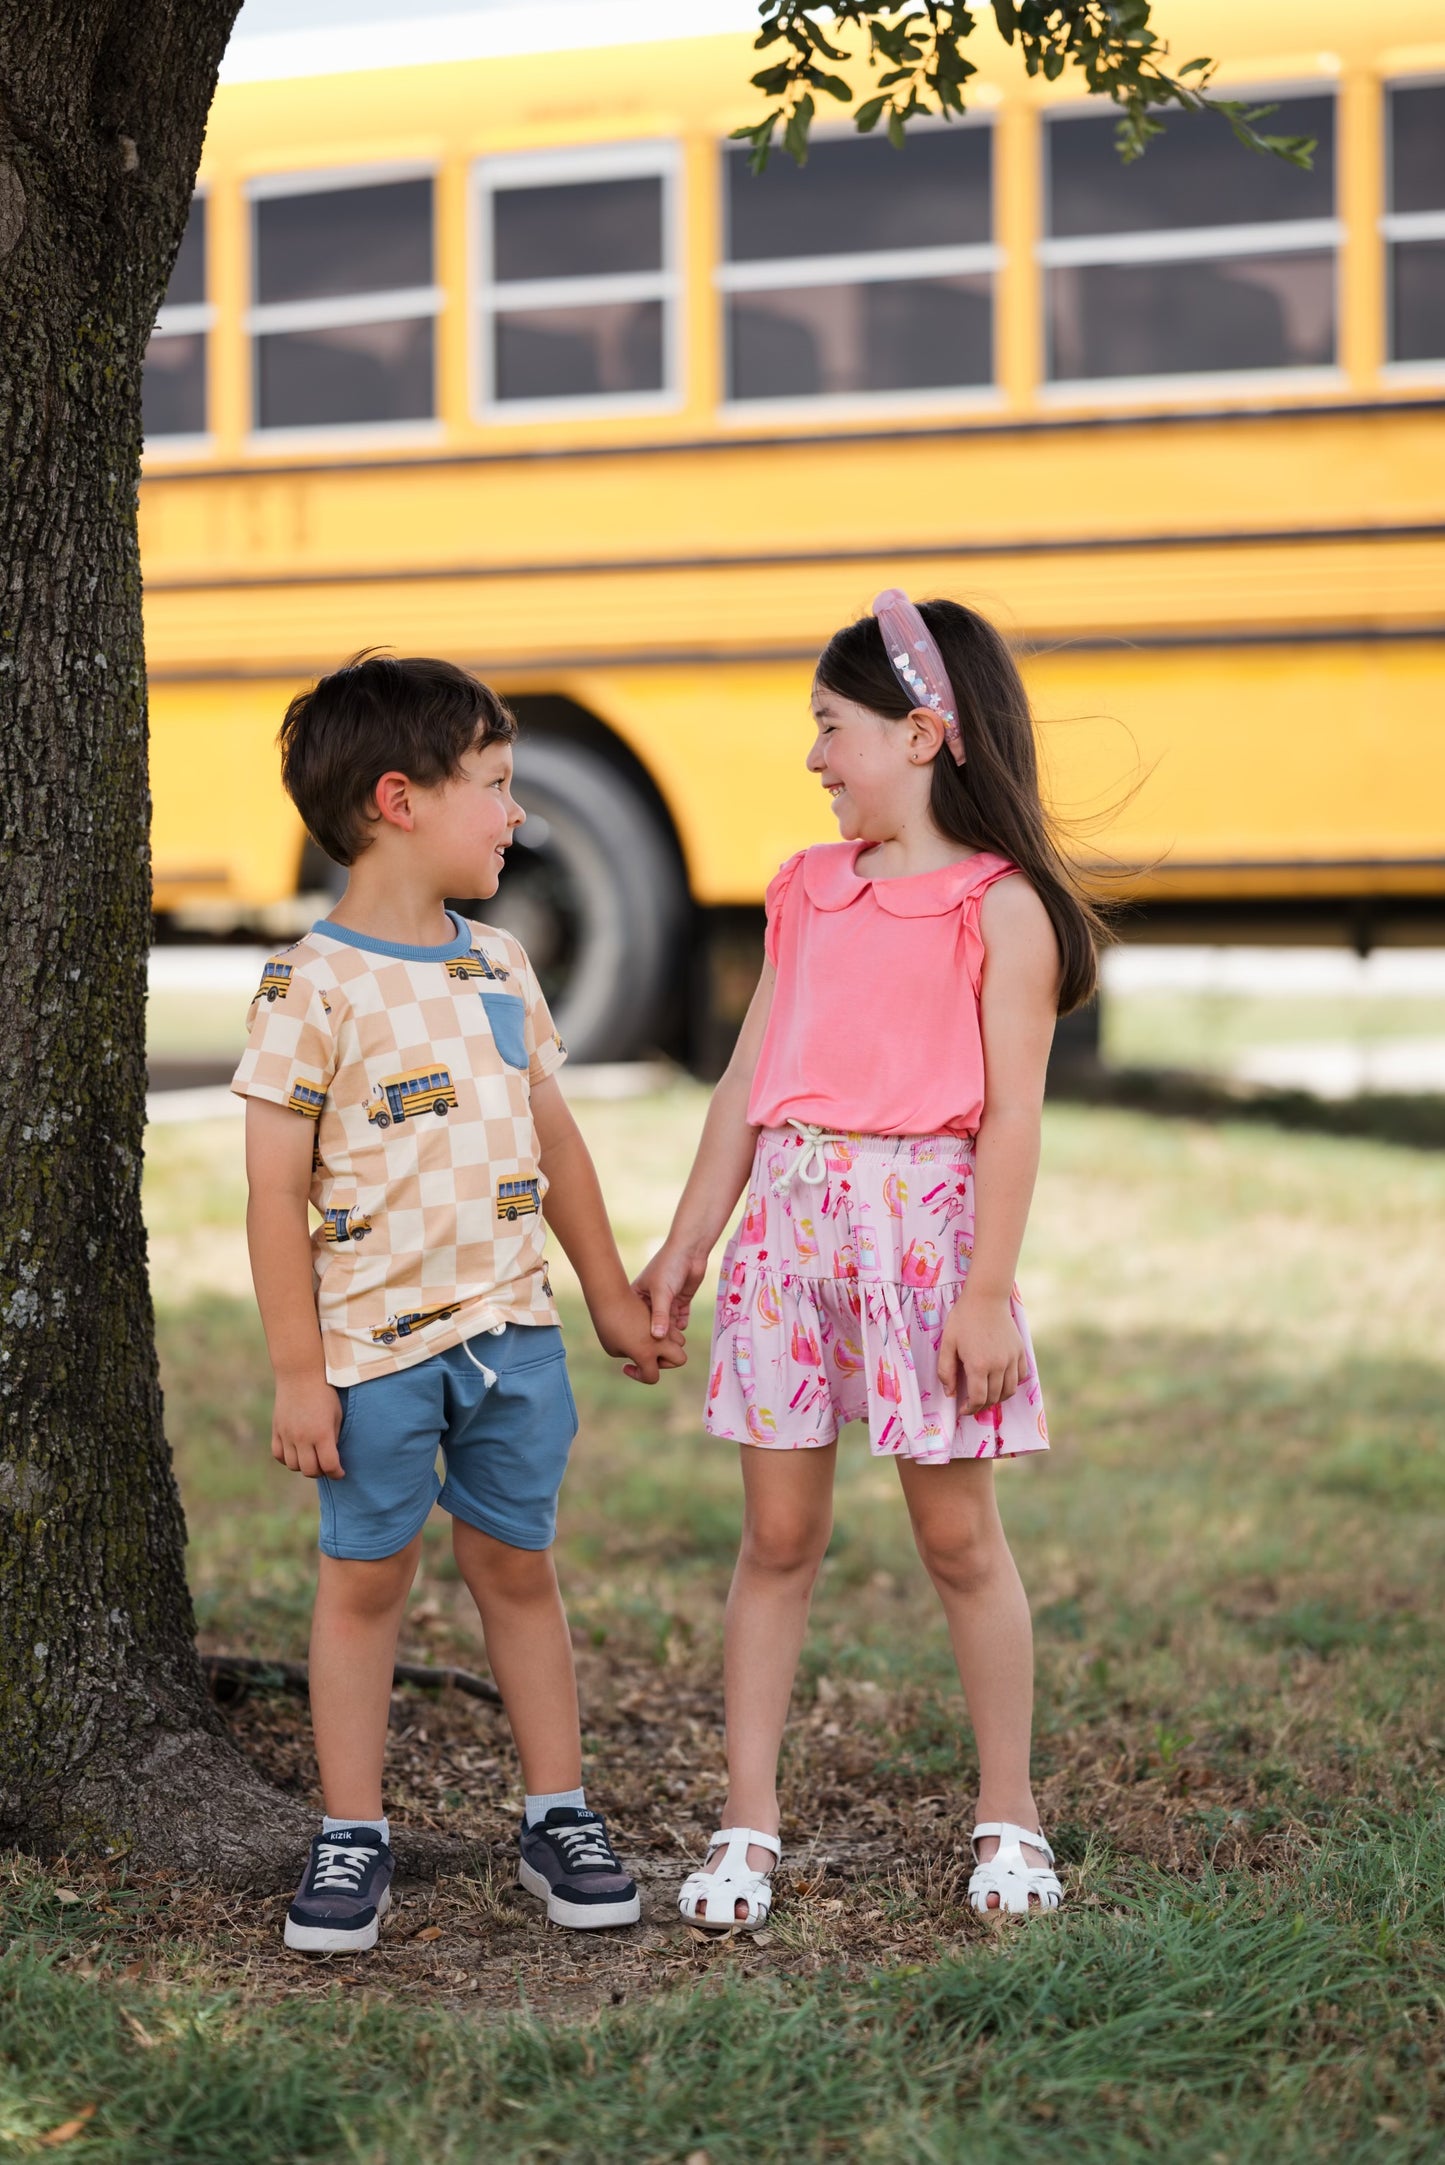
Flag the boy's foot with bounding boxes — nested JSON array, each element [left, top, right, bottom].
[[517, 1806, 641, 1929], [285, 1827, 394, 1953]]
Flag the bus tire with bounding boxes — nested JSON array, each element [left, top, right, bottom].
[[470, 737, 686, 1064], [434, 1101, 449, 1115]]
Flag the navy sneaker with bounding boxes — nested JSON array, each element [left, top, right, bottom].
[[517, 1806, 641, 1929], [284, 1827, 393, 1953]]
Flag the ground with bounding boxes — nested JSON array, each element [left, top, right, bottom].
[[2, 1083, 1441, 2159]]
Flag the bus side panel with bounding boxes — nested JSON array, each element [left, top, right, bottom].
[[149, 680, 307, 911]]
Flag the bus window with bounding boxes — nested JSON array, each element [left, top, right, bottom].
[[720, 127, 996, 404], [143, 197, 211, 440], [1043, 91, 1338, 386], [248, 171, 438, 431], [1385, 82, 1445, 364], [476, 146, 677, 412]]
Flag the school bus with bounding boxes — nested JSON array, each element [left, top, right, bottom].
[[141, 0, 1445, 1062], [366, 1069, 459, 1125]]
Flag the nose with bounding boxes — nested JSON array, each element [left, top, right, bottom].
[[805, 734, 825, 773], [508, 796, 525, 829]]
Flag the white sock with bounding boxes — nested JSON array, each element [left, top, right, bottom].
[[525, 1786, 586, 1828], [322, 1813, 390, 1846]]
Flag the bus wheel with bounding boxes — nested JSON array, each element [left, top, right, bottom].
[[434, 1101, 449, 1115], [462, 737, 686, 1063]]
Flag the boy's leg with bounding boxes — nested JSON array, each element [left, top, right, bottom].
[[895, 1457, 1049, 1904], [309, 1534, 422, 1822], [693, 1441, 836, 1921], [449, 1521, 580, 1792]]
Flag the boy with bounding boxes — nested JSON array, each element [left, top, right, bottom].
[[232, 654, 684, 1953]]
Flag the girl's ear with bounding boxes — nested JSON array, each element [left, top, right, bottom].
[[904, 706, 949, 765], [371, 771, 415, 832]]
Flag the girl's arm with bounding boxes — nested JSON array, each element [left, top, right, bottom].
[[939, 877, 1061, 1414], [634, 959, 776, 1339]]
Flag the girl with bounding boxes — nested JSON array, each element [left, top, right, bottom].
[[634, 592, 1103, 1929]]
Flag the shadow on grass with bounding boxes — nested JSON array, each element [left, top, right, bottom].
[[1053, 1060, 1445, 1151]]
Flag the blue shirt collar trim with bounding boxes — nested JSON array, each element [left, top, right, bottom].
[[312, 908, 472, 962]]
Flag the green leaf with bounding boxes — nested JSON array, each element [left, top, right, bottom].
[[806, 68, 853, 101], [854, 95, 889, 133]]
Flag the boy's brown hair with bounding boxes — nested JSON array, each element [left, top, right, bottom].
[[278, 652, 517, 867]]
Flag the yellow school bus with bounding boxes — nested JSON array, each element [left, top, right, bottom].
[[141, 0, 1445, 1060]]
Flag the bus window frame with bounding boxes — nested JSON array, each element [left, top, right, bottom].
[[1380, 73, 1445, 383], [243, 159, 446, 448], [143, 186, 216, 460], [1039, 79, 1346, 406], [471, 139, 684, 424], [716, 112, 1004, 423]]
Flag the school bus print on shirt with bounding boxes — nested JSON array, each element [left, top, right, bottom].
[[445, 946, 510, 984], [370, 1301, 463, 1346], [366, 1067, 458, 1127], [287, 1078, 326, 1118], [320, 1207, 371, 1244], [497, 1175, 542, 1223], [256, 959, 293, 1002]]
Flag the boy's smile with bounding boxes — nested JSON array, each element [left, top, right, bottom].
[[423, 739, 525, 898]]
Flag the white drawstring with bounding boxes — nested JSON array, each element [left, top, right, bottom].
[[459, 1335, 499, 1388], [771, 1120, 840, 1196]]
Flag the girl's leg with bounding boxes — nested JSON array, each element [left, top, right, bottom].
[[693, 1441, 837, 1922], [895, 1458, 1050, 1907]]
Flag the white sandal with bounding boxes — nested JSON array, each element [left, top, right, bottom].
[[967, 1822, 1062, 1916], [678, 1827, 781, 1936]]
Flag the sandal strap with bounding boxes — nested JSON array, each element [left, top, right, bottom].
[[970, 1821, 1055, 1866], [707, 1826, 781, 1861]]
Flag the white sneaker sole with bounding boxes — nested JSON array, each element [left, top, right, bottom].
[[284, 1882, 391, 1953], [517, 1857, 641, 1929]]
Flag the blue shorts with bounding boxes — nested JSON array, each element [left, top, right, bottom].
[[319, 1324, 578, 1561]]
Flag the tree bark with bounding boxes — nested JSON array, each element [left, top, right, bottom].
[[0, 0, 313, 1882]]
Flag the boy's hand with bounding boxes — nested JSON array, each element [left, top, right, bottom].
[[937, 1288, 1024, 1415], [272, 1374, 345, 1478], [592, 1289, 688, 1385], [632, 1241, 709, 1342]]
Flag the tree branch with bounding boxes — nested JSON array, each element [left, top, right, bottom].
[[733, 3, 1318, 172]]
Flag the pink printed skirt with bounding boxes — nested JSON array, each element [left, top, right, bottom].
[[705, 1126, 1049, 1464]]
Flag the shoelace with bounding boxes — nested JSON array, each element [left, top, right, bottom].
[[548, 1821, 617, 1873], [309, 1842, 377, 1892]]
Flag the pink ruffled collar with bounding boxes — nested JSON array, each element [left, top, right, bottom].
[[801, 841, 1012, 918]]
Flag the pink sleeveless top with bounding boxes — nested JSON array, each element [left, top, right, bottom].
[[747, 842, 1019, 1140]]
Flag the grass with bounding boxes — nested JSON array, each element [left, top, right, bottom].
[[3, 1087, 1442, 2158]]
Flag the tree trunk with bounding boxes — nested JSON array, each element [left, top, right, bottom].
[[0, 0, 312, 1882]]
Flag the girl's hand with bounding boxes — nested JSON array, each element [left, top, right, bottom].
[[591, 1289, 688, 1385], [938, 1288, 1024, 1414], [633, 1241, 710, 1341]]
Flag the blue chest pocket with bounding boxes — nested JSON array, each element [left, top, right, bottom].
[[481, 991, 528, 1071]]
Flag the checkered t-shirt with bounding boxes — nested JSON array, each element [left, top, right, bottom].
[[231, 911, 566, 1387]]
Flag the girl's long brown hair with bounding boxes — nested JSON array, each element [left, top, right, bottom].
[[815, 598, 1107, 1014]]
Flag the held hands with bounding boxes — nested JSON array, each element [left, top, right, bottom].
[[272, 1373, 344, 1479], [937, 1286, 1025, 1415], [592, 1287, 688, 1386], [632, 1240, 710, 1346]]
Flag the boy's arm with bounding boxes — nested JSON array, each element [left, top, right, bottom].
[[938, 876, 1059, 1414], [633, 959, 776, 1339], [244, 1097, 343, 1477], [530, 1077, 686, 1385]]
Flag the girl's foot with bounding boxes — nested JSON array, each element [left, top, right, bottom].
[[678, 1827, 780, 1933], [967, 1822, 1061, 1915]]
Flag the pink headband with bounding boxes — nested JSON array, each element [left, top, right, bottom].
[[872, 589, 964, 765]]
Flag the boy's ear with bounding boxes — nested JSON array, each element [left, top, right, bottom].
[[371, 770, 415, 832]]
